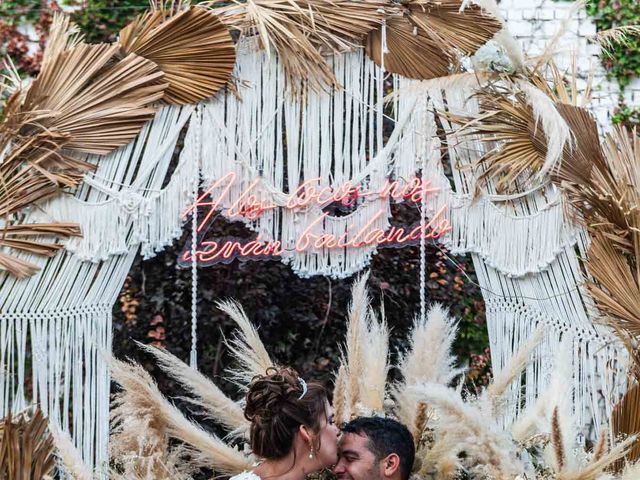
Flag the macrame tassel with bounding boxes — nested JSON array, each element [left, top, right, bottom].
[[484, 296, 628, 438], [2, 305, 112, 476]]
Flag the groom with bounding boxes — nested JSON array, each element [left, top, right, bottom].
[[333, 417, 415, 480]]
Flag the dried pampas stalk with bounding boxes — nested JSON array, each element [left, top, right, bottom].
[[409, 382, 524, 477], [110, 357, 252, 475], [551, 406, 565, 472], [413, 402, 429, 446], [558, 435, 636, 479], [48, 423, 94, 480], [593, 428, 608, 463], [333, 365, 348, 427], [217, 299, 275, 386], [484, 328, 542, 409], [511, 340, 573, 444], [392, 304, 461, 428], [343, 273, 370, 416], [137, 342, 249, 436], [359, 307, 389, 414], [595, 24, 640, 51], [119, 6, 236, 104]]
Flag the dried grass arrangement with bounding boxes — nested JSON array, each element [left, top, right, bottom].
[[436, 63, 640, 474], [101, 275, 640, 480], [206, 0, 388, 90], [0, 4, 235, 278], [206, 0, 502, 89]]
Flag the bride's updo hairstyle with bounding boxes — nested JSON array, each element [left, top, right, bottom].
[[244, 367, 328, 459]]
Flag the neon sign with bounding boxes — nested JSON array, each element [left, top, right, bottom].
[[178, 174, 450, 267]]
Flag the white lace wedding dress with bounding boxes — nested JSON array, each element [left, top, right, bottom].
[[229, 472, 262, 480]]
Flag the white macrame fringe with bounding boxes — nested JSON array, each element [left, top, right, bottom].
[[0, 105, 189, 477]]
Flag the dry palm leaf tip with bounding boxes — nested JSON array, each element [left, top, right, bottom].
[[0, 4, 235, 279]]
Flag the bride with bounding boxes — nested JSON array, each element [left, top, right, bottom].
[[230, 367, 340, 480]]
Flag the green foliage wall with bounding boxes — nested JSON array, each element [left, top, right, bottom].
[[586, 0, 640, 128]]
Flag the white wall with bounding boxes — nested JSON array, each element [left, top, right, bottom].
[[500, 0, 640, 128]]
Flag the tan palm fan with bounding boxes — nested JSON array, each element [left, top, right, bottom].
[[119, 5, 236, 105], [443, 85, 549, 194], [208, 0, 387, 90], [613, 383, 640, 470], [366, 0, 502, 80], [0, 14, 167, 278], [0, 409, 57, 479]]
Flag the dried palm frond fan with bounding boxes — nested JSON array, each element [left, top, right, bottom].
[[0, 4, 236, 278], [366, 0, 502, 79], [0, 408, 56, 479], [119, 3, 236, 104], [112, 275, 640, 479], [0, 15, 166, 278], [441, 78, 571, 195], [207, 0, 387, 89], [613, 384, 640, 470]]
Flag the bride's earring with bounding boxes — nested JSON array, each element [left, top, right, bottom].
[[309, 444, 315, 459]]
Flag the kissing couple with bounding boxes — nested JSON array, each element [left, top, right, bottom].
[[229, 366, 415, 480]]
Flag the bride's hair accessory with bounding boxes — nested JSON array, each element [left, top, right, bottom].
[[298, 377, 308, 399]]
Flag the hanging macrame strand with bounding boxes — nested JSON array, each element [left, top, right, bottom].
[[419, 155, 428, 320], [190, 108, 201, 369]]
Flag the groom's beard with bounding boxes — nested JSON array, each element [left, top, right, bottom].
[[335, 464, 383, 480]]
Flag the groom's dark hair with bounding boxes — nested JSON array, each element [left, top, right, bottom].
[[341, 417, 415, 480]]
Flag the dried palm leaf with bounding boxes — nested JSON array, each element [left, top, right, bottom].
[[0, 408, 57, 479], [613, 384, 640, 471], [120, 6, 236, 104], [110, 356, 252, 475], [366, 15, 452, 80], [445, 86, 548, 193], [138, 341, 249, 436], [208, 0, 386, 90], [444, 79, 573, 194], [586, 232, 640, 331], [217, 299, 275, 386], [21, 44, 166, 155], [366, 0, 502, 80], [0, 12, 169, 278], [530, 56, 594, 108], [409, 0, 502, 55]]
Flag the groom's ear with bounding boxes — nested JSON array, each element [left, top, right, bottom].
[[381, 453, 401, 478]]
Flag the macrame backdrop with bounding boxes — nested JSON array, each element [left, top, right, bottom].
[[399, 81, 629, 438], [0, 42, 629, 475], [0, 105, 194, 477]]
